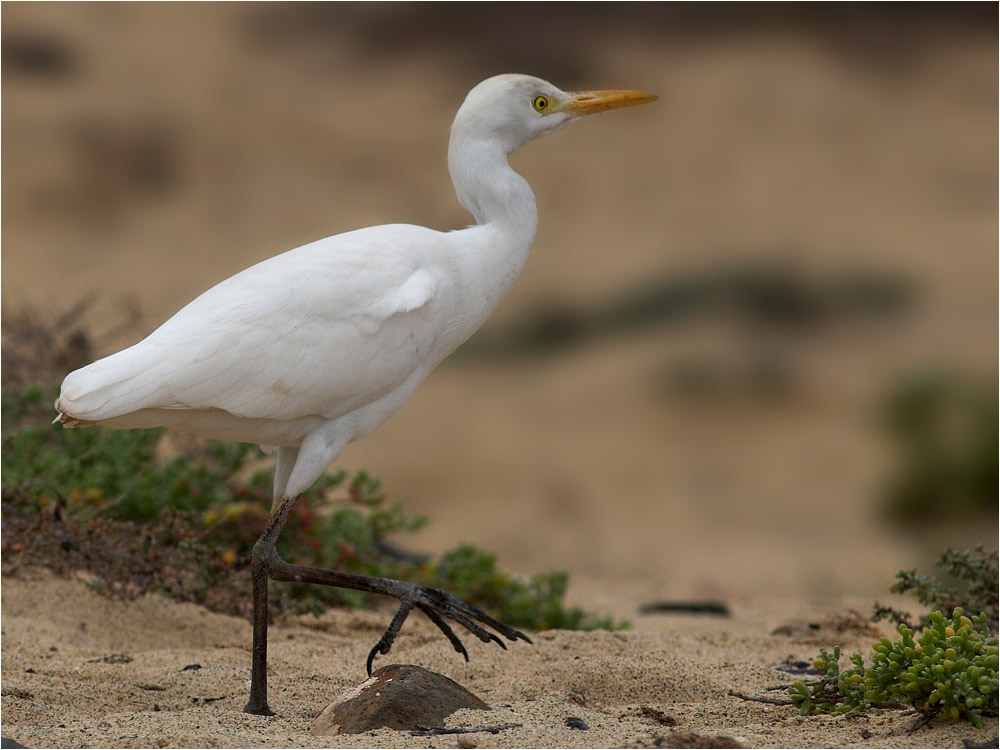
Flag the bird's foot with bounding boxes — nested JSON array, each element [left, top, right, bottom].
[[366, 582, 532, 676], [266, 556, 530, 675]]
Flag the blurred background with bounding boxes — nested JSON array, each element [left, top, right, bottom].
[[3, 3, 996, 617]]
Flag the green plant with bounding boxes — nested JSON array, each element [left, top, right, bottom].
[[879, 372, 997, 523], [456, 265, 910, 361], [430, 545, 625, 631], [873, 547, 998, 635], [2, 382, 624, 631], [2, 383, 300, 522], [790, 609, 999, 728]]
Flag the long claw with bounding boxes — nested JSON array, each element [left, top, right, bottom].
[[436, 591, 531, 643], [367, 600, 414, 675], [450, 610, 506, 648], [418, 606, 469, 662]]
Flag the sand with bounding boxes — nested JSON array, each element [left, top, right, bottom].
[[2, 568, 996, 748]]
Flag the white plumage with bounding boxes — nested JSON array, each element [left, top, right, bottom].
[[55, 74, 655, 715], [60, 226, 462, 442], [58, 74, 654, 499]]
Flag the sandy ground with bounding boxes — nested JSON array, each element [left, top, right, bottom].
[[3, 568, 997, 749], [2, 5, 997, 748]]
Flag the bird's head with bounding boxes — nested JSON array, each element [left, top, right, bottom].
[[452, 74, 657, 153]]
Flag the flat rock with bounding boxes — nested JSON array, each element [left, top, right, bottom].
[[312, 664, 490, 735]]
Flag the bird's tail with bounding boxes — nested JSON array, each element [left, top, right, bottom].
[[52, 409, 90, 428], [54, 344, 171, 426]]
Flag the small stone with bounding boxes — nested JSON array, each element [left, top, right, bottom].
[[312, 664, 489, 735], [89, 653, 133, 665], [565, 717, 589, 730]]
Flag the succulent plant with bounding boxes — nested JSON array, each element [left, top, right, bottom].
[[873, 546, 998, 634], [790, 608, 998, 728]]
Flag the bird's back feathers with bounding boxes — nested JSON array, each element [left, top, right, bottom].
[[57, 225, 453, 433]]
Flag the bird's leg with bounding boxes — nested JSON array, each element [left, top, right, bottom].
[[242, 493, 530, 715], [242, 494, 298, 716], [267, 557, 532, 676]]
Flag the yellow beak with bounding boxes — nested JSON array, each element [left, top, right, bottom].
[[562, 89, 658, 117]]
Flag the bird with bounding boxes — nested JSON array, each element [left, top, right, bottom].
[[55, 73, 657, 716]]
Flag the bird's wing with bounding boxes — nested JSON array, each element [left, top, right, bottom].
[[58, 225, 451, 423]]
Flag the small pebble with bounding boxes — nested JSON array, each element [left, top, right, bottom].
[[566, 717, 589, 730]]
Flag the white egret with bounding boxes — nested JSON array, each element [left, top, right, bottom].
[[56, 74, 656, 715]]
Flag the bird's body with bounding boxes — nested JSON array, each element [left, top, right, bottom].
[[58, 220, 529, 449], [57, 74, 557, 497], [55, 74, 655, 715]]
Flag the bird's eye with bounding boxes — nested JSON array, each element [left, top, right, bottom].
[[532, 95, 551, 113]]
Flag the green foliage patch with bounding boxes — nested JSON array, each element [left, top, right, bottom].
[[790, 609, 998, 728], [2, 383, 625, 631], [457, 265, 910, 361], [879, 372, 997, 523], [873, 547, 998, 635]]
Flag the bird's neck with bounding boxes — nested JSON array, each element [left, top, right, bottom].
[[448, 135, 538, 246]]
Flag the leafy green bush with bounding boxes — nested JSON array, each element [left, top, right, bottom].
[[873, 547, 998, 635], [790, 609, 999, 728], [2, 383, 624, 631], [2, 383, 296, 521], [457, 265, 910, 361], [431, 545, 623, 631], [879, 372, 997, 523]]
